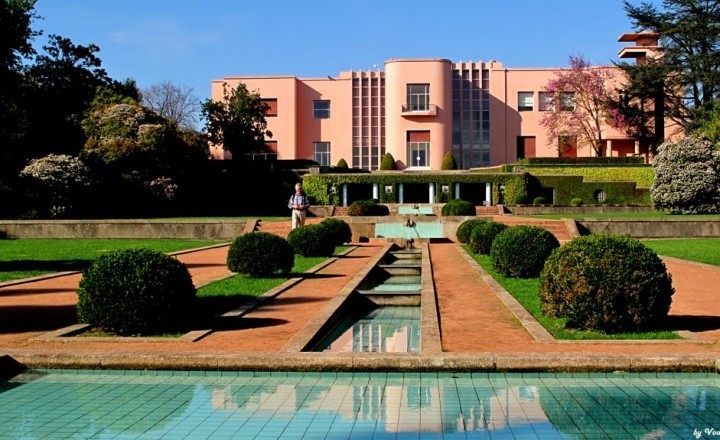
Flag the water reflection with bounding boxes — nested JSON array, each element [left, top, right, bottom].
[[1, 373, 719, 439]]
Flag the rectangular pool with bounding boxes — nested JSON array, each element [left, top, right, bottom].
[[1, 370, 718, 439]]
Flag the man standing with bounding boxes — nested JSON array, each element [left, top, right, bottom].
[[288, 183, 310, 229]]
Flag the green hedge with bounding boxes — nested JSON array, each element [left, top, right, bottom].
[[529, 175, 651, 205], [526, 166, 654, 187], [303, 173, 528, 206], [519, 157, 645, 165]]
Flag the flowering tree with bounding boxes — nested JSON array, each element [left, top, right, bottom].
[[540, 56, 619, 157], [20, 154, 90, 217]]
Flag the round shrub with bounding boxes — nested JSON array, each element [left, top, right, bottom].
[[441, 199, 475, 216], [348, 200, 389, 216], [319, 217, 352, 246], [287, 224, 336, 257], [227, 232, 294, 277], [570, 198, 583, 206], [335, 158, 348, 169], [533, 196, 547, 205], [490, 225, 560, 278], [456, 219, 487, 244], [469, 221, 508, 255], [77, 248, 195, 336], [539, 235, 674, 333]]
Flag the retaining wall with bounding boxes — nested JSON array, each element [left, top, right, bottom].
[[577, 219, 720, 238]]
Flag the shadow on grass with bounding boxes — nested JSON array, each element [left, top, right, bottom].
[[0, 287, 77, 297], [0, 260, 90, 273]]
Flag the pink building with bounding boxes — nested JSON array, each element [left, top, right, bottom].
[[210, 33, 666, 169]]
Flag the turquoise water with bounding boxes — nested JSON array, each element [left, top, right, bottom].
[[375, 223, 444, 239], [371, 283, 422, 291], [312, 307, 421, 353], [397, 206, 434, 215], [1, 370, 719, 439]]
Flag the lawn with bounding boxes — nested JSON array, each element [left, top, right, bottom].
[[462, 246, 680, 340], [196, 246, 349, 317], [0, 239, 224, 282], [641, 238, 720, 266]]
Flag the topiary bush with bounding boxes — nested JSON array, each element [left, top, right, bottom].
[[469, 221, 508, 255], [539, 235, 674, 333], [533, 196, 547, 205], [570, 198, 583, 206], [441, 152, 457, 170], [490, 225, 560, 278], [456, 219, 487, 244], [380, 152, 397, 170], [77, 248, 196, 336], [287, 224, 336, 257], [348, 200, 389, 216], [319, 217, 352, 246], [441, 199, 475, 216], [227, 232, 294, 277], [336, 158, 348, 169], [651, 135, 720, 214]]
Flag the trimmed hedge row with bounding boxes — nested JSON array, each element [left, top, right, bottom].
[[490, 226, 559, 278], [518, 157, 645, 165], [529, 175, 651, 205], [227, 232, 295, 277], [441, 199, 475, 216], [287, 224, 336, 257], [526, 166, 654, 187], [348, 200, 390, 216], [456, 219, 486, 244], [302, 173, 529, 206], [469, 221, 508, 255]]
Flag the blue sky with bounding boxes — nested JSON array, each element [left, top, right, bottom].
[[33, 0, 653, 103]]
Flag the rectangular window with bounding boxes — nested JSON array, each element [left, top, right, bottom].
[[262, 99, 277, 117], [407, 84, 430, 111], [407, 131, 430, 167], [539, 92, 554, 111], [561, 92, 575, 111], [518, 92, 534, 111], [313, 142, 330, 166], [313, 100, 330, 119]]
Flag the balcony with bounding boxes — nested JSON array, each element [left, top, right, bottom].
[[401, 104, 437, 117]]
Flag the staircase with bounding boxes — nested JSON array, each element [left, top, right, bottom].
[[475, 205, 498, 216], [255, 218, 323, 238], [491, 216, 574, 243]]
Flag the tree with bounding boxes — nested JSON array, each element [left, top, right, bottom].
[[540, 55, 617, 157], [201, 82, 272, 157], [441, 152, 457, 170], [20, 154, 90, 218], [622, 0, 720, 129], [650, 135, 720, 213], [141, 80, 200, 129], [380, 152, 397, 170]]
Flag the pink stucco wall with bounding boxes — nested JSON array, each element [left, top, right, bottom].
[[384, 59, 452, 170]]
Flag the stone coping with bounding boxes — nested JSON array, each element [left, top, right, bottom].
[[420, 243, 442, 353], [5, 350, 720, 373]]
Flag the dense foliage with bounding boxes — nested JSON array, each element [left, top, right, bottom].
[[77, 248, 195, 336], [347, 200, 389, 216], [651, 136, 720, 214], [319, 218, 352, 246], [441, 199, 475, 216], [455, 219, 487, 244], [490, 226, 559, 278], [441, 152, 457, 170], [226, 232, 294, 277], [20, 154, 90, 217], [287, 224, 336, 257], [469, 221, 508, 255], [335, 158, 348, 169], [380, 152, 397, 170], [529, 175, 651, 205], [539, 234, 674, 333], [533, 196, 548, 205]]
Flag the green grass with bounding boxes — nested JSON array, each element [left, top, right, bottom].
[[196, 246, 349, 317], [0, 239, 225, 282], [462, 246, 680, 340], [641, 238, 720, 266], [528, 212, 720, 220]]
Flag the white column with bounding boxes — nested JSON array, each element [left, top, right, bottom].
[[454, 183, 460, 200], [634, 140, 640, 155], [342, 184, 348, 207], [398, 183, 404, 204], [372, 183, 379, 201], [606, 139, 612, 157], [428, 183, 435, 204], [485, 182, 492, 206]]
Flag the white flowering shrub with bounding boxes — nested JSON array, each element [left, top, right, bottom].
[[651, 136, 720, 214], [20, 154, 91, 217], [144, 177, 178, 201]]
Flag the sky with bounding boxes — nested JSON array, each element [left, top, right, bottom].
[[33, 0, 654, 104]]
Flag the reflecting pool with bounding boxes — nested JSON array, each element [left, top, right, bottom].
[[1, 370, 719, 439]]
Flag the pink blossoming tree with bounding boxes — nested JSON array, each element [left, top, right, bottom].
[[540, 56, 622, 157]]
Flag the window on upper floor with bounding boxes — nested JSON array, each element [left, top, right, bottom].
[[518, 92, 534, 111], [262, 99, 278, 117], [313, 142, 330, 166], [539, 92, 554, 111], [313, 100, 330, 119], [560, 92, 575, 111], [407, 84, 430, 111]]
